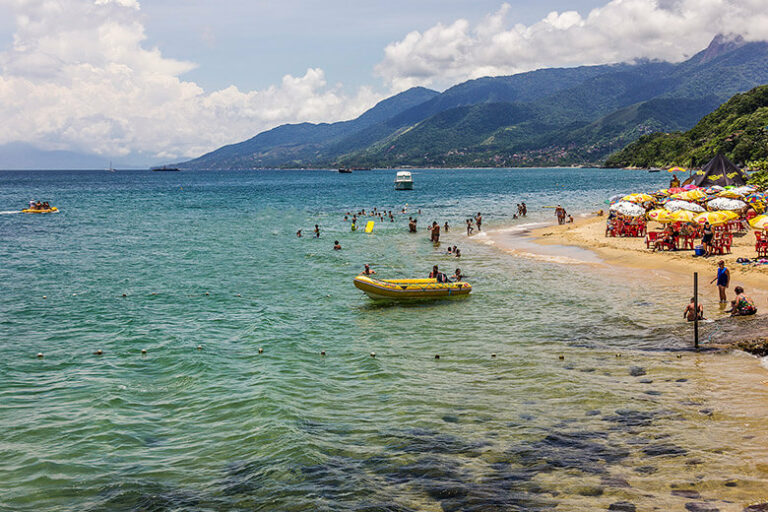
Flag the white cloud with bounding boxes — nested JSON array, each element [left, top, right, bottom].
[[376, 0, 768, 91], [0, 0, 381, 160]]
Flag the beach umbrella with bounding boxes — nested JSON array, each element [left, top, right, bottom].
[[744, 193, 764, 204], [671, 189, 707, 201], [607, 194, 625, 204], [668, 166, 686, 173], [621, 193, 654, 203], [749, 215, 768, 230], [694, 211, 738, 226], [668, 187, 686, 194], [669, 210, 697, 223], [647, 209, 673, 223], [732, 186, 756, 195], [664, 200, 705, 213], [707, 198, 748, 211], [682, 184, 699, 190], [653, 188, 670, 197], [716, 189, 745, 199], [609, 201, 645, 217]]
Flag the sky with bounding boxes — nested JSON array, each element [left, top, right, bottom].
[[1, 0, 768, 163]]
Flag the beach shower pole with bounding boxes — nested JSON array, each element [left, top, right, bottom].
[[693, 272, 699, 350]]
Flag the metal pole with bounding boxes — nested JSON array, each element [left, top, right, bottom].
[[693, 272, 699, 350]]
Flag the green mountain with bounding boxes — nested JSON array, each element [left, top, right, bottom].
[[179, 35, 768, 169], [604, 84, 768, 169]]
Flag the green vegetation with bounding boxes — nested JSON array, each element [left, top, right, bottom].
[[605, 85, 768, 168]]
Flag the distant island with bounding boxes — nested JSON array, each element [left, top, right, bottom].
[[176, 35, 768, 171]]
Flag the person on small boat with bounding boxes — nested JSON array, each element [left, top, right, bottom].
[[361, 264, 375, 275], [683, 298, 704, 321], [333, 241, 342, 250], [42, 202, 50, 209], [29, 200, 35, 209], [35, 201, 43, 210], [727, 286, 757, 317]]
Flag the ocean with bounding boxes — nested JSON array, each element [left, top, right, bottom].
[[2, 168, 767, 511]]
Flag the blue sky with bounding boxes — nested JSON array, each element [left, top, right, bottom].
[[0, 0, 765, 161], [137, 0, 603, 92]]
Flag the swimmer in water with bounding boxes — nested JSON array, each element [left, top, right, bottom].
[[361, 264, 376, 275], [314, 224, 320, 238], [333, 240, 341, 250], [683, 298, 704, 322], [296, 230, 302, 237]]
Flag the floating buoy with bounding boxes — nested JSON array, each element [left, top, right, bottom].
[[94, 349, 103, 355], [258, 347, 263, 354], [72, 293, 77, 296], [197, 345, 203, 351], [320, 350, 326, 356], [43, 296, 47, 299], [236, 294, 241, 297], [559, 354, 565, 360], [141, 349, 147, 355], [205, 292, 209, 296], [370, 352, 376, 358], [37, 352, 44, 358]]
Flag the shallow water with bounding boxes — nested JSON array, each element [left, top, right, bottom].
[[2, 168, 767, 511]]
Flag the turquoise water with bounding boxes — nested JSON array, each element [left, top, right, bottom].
[[2, 168, 768, 511]]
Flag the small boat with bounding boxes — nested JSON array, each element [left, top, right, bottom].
[[338, 168, 352, 173], [394, 171, 413, 190], [354, 275, 471, 301], [22, 207, 58, 214], [151, 166, 180, 172]]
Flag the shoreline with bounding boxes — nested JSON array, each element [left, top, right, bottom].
[[480, 215, 768, 356]]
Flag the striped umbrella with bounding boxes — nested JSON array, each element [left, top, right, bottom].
[[717, 190, 745, 199], [668, 166, 686, 173]]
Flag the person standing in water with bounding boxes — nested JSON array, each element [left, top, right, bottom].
[[314, 224, 320, 238], [430, 222, 440, 243], [296, 230, 302, 237], [710, 260, 730, 303], [475, 212, 482, 231], [466, 219, 474, 236], [333, 240, 342, 250]]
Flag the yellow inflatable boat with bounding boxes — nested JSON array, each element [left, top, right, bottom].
[[21, 207, 58, 214], [354, 275, 471, 301]]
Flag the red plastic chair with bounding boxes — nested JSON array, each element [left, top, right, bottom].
[[645, 231, 660, 249]]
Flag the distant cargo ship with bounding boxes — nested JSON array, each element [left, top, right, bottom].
[[151, 166, 180, 172]]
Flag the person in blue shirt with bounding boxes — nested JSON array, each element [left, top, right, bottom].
[[710, 260, 730, 303]]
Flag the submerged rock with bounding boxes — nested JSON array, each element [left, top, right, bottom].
[[744, 504, 768, 512], [608, 502, 637, 512], [629, 366, 647, 377], [672, 489, 702, 499], [684, 503, 720, 512], [735, 338, 768, 357], [642, 443, 687, 457]]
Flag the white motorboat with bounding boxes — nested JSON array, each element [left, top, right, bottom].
[[394, 171, 413, 190]]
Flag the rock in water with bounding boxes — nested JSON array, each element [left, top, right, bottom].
[[608, 502, 636, 512], [629, 366, 646, 376]]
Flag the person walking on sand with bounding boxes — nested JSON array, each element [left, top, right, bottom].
[[711, 260, 730, 303], [683, 297, 704, 322]]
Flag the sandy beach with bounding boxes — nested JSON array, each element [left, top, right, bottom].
[[528, 216, 768, 305]]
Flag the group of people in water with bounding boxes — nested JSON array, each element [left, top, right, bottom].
[[27, 200, 51, 210]]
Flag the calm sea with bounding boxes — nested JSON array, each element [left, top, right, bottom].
[[1, 168, 767, 511]]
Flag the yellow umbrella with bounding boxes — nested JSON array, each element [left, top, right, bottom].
[[669, 210, 697, 223], [647, 209, 673, 223], [668, 166, 686, 173], [671, 189, 707, 201], [717, 190, 744, 199], [749, 215, 768, 230], [622, 193, 654, 203], [694, 211, 737, 226]]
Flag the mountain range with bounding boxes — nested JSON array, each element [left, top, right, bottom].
[[604, 84, 768, 169], [179, 35, 768, 170]]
